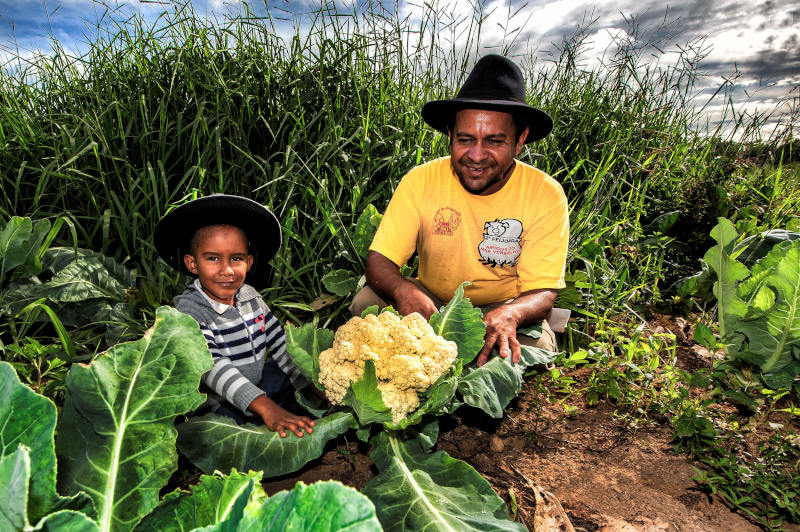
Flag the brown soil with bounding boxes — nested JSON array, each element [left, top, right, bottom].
[[261, 395, 764, 531], [258, 314, 798, 531]]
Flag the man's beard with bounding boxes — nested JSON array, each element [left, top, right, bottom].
[[451, 159, 514, 195]]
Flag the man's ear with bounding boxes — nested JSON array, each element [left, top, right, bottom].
[[515, 126, 529, 154], [183, 254, 198, 274]]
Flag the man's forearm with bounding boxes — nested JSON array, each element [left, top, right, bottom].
[[365, 250, 407, 300], [501, 288, 557, 326]]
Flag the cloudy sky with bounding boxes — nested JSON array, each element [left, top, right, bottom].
[[1, 0, 798, 138]]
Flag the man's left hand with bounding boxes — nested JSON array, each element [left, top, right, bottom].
[[476, 305, 520, 367]]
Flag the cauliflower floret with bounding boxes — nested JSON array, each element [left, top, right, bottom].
[[318, 311, 459, 424], [377, 311, 401, 328], [376, 354, 430, 391], [377, 382, 420, 424], [388, 323, 422, 356], [418, 335, 458, 378], [401, 312, 433, 339], [319, 347, 361, 403]]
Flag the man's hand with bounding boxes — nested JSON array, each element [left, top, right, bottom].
[[476, 305, 521, 367], [365, 251, 438, 319], [474, 288, 557, 367], [248, 395, 315, 438], [394, 280, 438, 320]]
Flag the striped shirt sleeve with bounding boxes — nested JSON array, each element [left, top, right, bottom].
[[200, 324, 265, 414]]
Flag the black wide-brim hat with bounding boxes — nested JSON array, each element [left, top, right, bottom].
[[422, 54, 553, 144], [154, 194, 281, 289]]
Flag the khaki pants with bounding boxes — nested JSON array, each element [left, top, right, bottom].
[[349, 279, 557, 352]]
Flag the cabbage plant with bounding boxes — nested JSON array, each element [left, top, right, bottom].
[[177, 284, 557, 531], [0, 307, 380, 532], [704, 218, 800, 389]]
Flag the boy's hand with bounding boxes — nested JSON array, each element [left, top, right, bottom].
[[248, 395, 315, 438]]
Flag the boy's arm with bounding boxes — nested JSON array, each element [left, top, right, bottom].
[[201, 330, 268, 415]]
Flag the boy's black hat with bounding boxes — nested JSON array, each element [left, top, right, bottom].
[[421, 54, 553, 143], [154, 194, 281, 289]]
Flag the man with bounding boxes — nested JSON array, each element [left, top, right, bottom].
[[350, 54, 569, 367]]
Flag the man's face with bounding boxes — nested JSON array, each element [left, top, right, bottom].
[[183, 224, 253, 306], [449, 109, 528, 196]]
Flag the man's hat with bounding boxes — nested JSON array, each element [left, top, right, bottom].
[[154, 194, 281, 289], [421, 54, 553, 143]]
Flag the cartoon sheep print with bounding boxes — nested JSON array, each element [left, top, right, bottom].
[[478, 218, 523, 267]]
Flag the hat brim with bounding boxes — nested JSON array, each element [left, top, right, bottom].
[[421, 99, 553, 143], [154, 194, 281, 289]]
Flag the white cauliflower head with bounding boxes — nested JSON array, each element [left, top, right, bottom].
[[318, 311, 458, 424]]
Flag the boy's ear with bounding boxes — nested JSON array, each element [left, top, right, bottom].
[[183, 254, 198, 274], [246, 254, 254, 272]]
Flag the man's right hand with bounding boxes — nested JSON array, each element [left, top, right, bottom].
[[366, 251, 438, 319], [393, 279, 438, 320]]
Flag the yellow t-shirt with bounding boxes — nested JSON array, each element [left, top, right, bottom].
[[370, 156, 569, 306]]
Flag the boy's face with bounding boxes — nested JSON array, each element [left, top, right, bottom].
[[183, 224, 253, 306]]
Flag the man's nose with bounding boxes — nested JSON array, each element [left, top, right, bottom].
[[467, 141, 487, 161]]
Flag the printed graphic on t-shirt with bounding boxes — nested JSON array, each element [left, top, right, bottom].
[[432, 207, 462, 236], [478, 218, 523, 267]]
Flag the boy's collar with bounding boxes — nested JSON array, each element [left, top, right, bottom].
[[193, 279, 230, 314], [192, 279, 260, 314]]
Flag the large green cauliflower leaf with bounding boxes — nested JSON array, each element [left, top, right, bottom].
[[363, 430, 525, 532], [55, 307, 213, 532], [430, 282, 486, 363]]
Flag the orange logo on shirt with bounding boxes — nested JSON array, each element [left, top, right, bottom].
[[432, 207, 461, 236]]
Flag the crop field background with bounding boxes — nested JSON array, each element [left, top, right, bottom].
[[0, 1, 798, 530]]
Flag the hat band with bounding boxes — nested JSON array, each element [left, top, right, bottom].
[[455, 89, 525, 104]]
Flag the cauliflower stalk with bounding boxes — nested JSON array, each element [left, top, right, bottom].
[[318, 311, 458, 424]]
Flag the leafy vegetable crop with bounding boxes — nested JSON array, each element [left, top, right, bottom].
[[178, 284, 558, 531], [704, 218, 800, 388], [0, 307, 381, 532]]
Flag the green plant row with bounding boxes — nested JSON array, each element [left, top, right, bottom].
[[0, 307, 382, 531]]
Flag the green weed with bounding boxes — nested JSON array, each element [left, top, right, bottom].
[[693, 432, 800, 531]]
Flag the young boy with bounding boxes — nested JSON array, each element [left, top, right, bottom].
[[154, 194, 315, 438]]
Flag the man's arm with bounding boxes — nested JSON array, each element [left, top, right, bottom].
[[475, 288, 557, 367], [365, 250, 438, 319]]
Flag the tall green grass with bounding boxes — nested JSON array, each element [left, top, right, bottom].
[[0, 0, 796, 324]]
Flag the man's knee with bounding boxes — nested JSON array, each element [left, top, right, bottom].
[[348, 285, 388, 317], [517, 320, 557, 352]]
